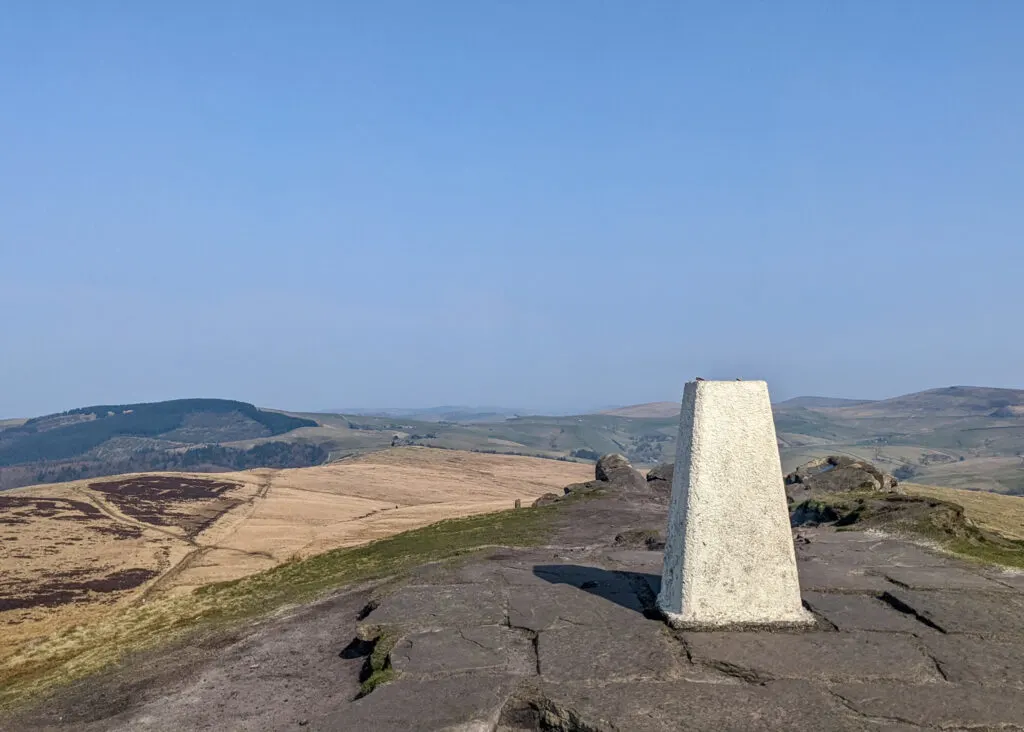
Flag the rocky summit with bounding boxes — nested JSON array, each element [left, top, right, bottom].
[[785, 455, 902, 495], [12, 470, 1024, 731]]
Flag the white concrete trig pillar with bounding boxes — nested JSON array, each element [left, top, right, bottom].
[[657, 380, 812, 629]]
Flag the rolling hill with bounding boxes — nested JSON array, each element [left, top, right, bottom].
[[600, 402, 680, 418], [0, 400, 321, 490], [4, 385, 1024, 494], [326, 406, 529, 423]]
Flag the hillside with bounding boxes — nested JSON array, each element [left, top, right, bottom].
[[774, 396, 875, 409], [5, 462, 1024, 728], [600, 402, 680, 418], [0, 400, 320, 490], [830, 385, 1024, 419], [328, 406, 528, 423], [5, 385, 1024, 495], [0, 447, 592, 665]]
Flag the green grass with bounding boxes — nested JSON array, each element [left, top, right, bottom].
[[792, 489, 1024, 569], [0, 504, 563, 710], [195, 504, 558, 617], [903, 500, 1024, 569], [357, 631, 399, 697]]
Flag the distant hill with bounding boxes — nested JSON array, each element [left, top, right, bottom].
[[602, 395, 873, 417], [326, 406, 529, 423], [0, 399, 321, 490], [600, 402, 680, 418], [826, 386, 1024, 419], [774, 396, 875, 409], [5, 385, 1024, 494]]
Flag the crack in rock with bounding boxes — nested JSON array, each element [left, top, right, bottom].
[[826, 688, 932, 730], [880, 591, 947, 634], [702, 660, 772, 684]]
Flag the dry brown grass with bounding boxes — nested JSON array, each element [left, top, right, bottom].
[[0, 447, 591, 667], [600, 402, 679, 418], [903, 482, 1024, 541]]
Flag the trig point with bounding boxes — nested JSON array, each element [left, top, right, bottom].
[[658, 379, 813, 629]]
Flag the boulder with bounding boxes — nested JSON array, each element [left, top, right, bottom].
[[594, 453, 647, 491], [646, 462, 674, 485], [785, 456, 902, 498], [614, 528, 666, 551], [542, 454, 649, 506]]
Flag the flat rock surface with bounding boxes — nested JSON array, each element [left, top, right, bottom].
[[796, 558, 896, 592], [918, 633, 1024, 687], [8, 490, 1024, 731], [340, 673, 521, 732], [832, 681, 1024, 728], [881, 565, 1011, 590], [361, 583, 507, 631], [537, 623, 679, 683], [540, 679, 903, 732], [884, 588, 1024, 634], [683, 630, 939, 682], [390, 626, 535, 676], [802, 592, 924, 632]]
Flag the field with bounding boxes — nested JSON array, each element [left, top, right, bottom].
[[0, 447, 591, 665]]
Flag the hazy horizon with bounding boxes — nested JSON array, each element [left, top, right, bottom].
[[3, 3, 1022, 419], [6, 381, 1024, 421]]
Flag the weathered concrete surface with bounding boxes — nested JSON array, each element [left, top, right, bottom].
[[659, 380, 812, 628], [8, 485, 1024, 731]]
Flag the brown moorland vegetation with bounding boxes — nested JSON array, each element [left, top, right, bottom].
[[0, 447, 592, 665]]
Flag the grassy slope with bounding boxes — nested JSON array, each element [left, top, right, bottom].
[[904, 482, 1024, 540], [0, 504, 564, 710], [793, 484, 1024, 569], [5, 476, 1024, 709], [279, 412, 680, 466]]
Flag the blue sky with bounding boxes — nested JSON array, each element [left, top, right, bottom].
[[2, 2, 1022, 417]]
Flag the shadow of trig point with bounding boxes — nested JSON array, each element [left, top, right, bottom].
[[657, 379, 813, 630]]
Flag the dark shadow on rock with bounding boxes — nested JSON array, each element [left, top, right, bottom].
[[339, 637, 374, 659], [532, 564, 662, 619]]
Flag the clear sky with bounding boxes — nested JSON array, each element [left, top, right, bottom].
[[2, 2, 1022, 417]]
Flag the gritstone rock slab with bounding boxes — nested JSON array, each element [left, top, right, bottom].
[[683, 630, 939, 682]]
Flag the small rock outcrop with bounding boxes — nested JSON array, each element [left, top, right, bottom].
[[646, 462, 674, 485], [595, 453, 647, 491], [614, 528, 666, 551], [532, 453, 647, 506], [533, 492, 561, 507], [785, 456, 902, 498]]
